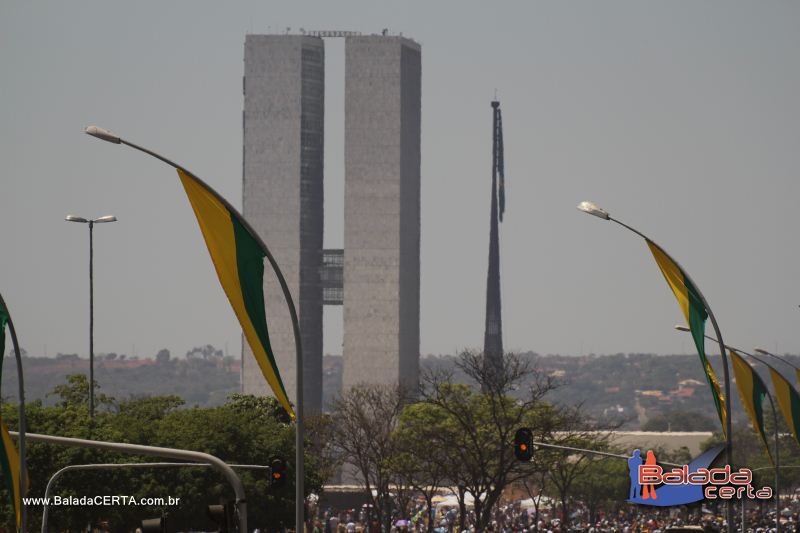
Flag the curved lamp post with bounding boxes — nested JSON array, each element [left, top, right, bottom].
[[84, 125, 305, 533], [676, 325, 780, 530], [0, 293, 27, 532], [578, 201, 734, 532], [65, 214, 117, 418], [754, 347, 800, 375]]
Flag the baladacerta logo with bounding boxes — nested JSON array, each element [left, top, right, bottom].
[[627, 445, 773, 506]]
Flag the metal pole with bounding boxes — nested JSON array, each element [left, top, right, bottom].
[[10, 432, 248, 532], [770, 393, 780, 533], [742, 497, 745, 533], [41, 462, 271, 533], [89, 220, 95, 419], [530, 439, 683, 467], [0, 293, 27, 533], [609, 217, 734, 533], [107, 136, 305, 533], [686, 335, 783, 533], [741, 350, 781, 533]]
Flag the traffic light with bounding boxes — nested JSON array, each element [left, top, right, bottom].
[[141, 514, 168, 532], [514, 427, 534, 462], [207, 502, 234, 533], [270, 456, 287, 488]]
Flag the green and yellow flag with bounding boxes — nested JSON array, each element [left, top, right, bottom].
[[177, 168, 294, 418], [0, 302, 23, 531], [646, 240, 727, 435], [0, 420, 22, 530], [729, 350, 772, 463], [768, 366, 800, 446]]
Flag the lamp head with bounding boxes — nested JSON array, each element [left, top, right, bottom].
[[754, 348, 770, 356], [674, 325, 691, 333], [94, 215, 117, 223], [577, 201, 610, 220], [65, 215, 89, 223], [84, 125, 121, 144]]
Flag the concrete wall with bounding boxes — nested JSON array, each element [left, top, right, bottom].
[[343, 36, 421, 391], [242, 35, 324, 413]]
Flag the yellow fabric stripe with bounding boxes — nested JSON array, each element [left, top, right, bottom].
[[770, 368, 797, 438], [730, 351, 771, 463], [178, 169, 294, 417], [646, 241, 690, 323], [1, 421, 21, 530]]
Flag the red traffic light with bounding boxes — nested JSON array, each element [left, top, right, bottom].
[[514, 427, 534, 462]]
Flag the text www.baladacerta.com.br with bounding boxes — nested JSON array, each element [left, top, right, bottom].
[[23, 495, 181, 506]]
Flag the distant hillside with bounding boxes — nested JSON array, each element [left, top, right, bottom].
[[1, 350, 240, 407], [5, 350, 797, 429]]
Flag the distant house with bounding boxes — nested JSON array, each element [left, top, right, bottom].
[[678, 378, 704, 387], [639, 390, 664, 397], [672, 387, 696, 398], [605, 386, 621, 393]]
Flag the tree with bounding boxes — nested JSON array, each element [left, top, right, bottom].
[[0, 378, 331, 531], [570, 451, 628, 525], [155, 348, 171, 364], [329, 383, 409, 532], [391, 402, 454, 532], [641, 410, 716, 432], [47, 373, 115, 411], [419, 351, 558, 533], [542, 405, 617, 526]]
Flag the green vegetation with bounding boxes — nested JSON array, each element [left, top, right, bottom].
[[0, 375, 327, 531]]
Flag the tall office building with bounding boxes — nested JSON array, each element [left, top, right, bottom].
[[242, 35, 325, 412], [242, 33, 420, 410], [343, 36, 421, 391]]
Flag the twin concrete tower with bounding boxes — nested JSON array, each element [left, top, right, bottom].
[[241, 34, 421, 413]]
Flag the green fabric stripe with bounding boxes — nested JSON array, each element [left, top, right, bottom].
[[752, 376, 766, 434], [684, 277, 723, 424], [0, 440, 17, 525], [0, 303, 7, 385], [750, 371, 771, 459], [790, 385, 800, 440], [231, 215, 290, 401]]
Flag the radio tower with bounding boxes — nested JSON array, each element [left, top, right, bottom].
[[483, 99, 505, 381]]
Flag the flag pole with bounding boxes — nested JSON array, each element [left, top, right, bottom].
[[607, 216, 734, 533], [84, 127, 305, 533], [577, 202, 734, 533], [0, 293, 27, 533]]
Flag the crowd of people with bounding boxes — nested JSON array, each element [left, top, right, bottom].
[[311, 499, 800, 533]]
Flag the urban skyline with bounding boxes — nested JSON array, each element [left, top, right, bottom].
[[1, 2, 799, 362]]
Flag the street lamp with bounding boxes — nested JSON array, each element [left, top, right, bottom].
[[65, 214, 117, 418], [84, 124, 303, 533], [675, 325, 781, 531], [754, 347, 800, 374], [578, 201, 735, 533]]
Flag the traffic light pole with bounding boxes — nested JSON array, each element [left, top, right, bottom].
[[515, 429, 681, 468], [10, 432, 248, 532]]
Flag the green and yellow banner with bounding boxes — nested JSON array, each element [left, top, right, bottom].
[[177, 168, 294, 418], [0, 301, 23, 531], [646, 240, 727, 435], [768, 366, 800, 446], [729, 350, 772, 463], [0, 420, 22, 530]]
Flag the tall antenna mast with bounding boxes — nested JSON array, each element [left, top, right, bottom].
[[483, 99, 505, 380]]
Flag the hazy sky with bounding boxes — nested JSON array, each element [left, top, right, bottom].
[[1, 1, 798, 361]]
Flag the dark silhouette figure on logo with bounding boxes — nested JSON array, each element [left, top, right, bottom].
[[628, 449, 642, 500]]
